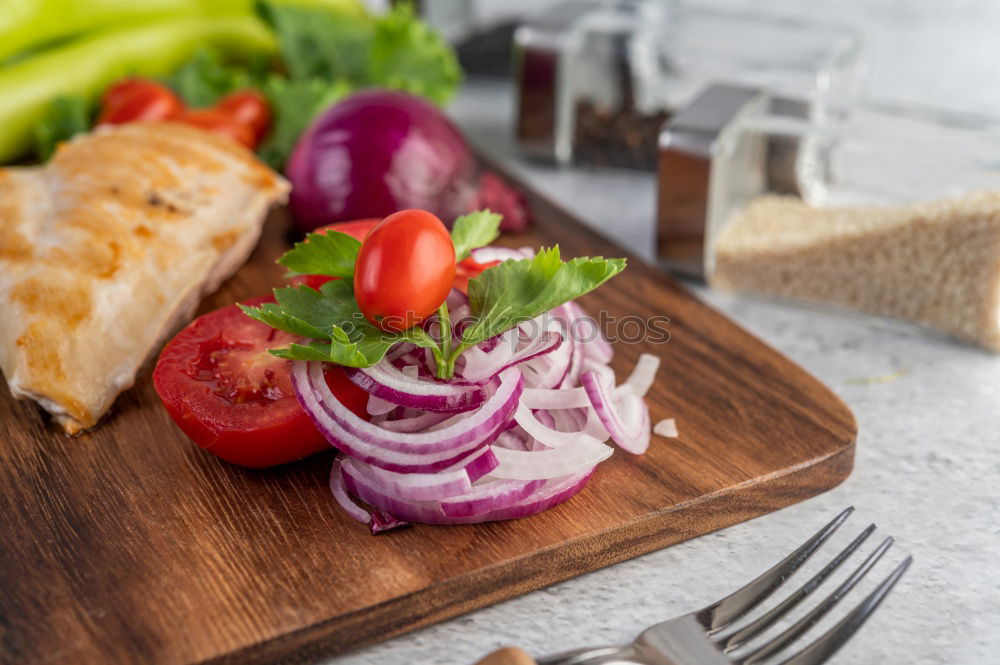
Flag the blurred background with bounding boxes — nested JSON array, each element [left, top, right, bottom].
[[376, 0, 1000, 114]]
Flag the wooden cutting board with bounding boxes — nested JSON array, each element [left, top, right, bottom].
[[0, 171, 856, 665]]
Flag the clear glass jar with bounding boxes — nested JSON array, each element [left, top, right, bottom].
[[702, 96, 1000, 350], [706, 97, 1000, 270], [515, 0, 865, 170]]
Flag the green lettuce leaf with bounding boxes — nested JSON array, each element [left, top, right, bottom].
[[256, 0, 374, 84], [256, 75, 350, 169], [165, 49, 266, 108], [368, 2, 461, 105]]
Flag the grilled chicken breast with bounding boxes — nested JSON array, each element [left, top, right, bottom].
[[0, 122, 289, 433]]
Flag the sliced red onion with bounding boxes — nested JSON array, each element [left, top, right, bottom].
[[386, 343, 416, 362], [339, 448, 596, 524], [489, 439, 613, 480], [581, 369, 651, 454], [423, 348, 439, 375], [582, 406, 610, 440], [557, 333, 584, 389], [379, 410, 453, 433], [330, 458, 373, 524], [438, 477, 544, 518], [654, 418, 678, 438], [369, 510, 409, 533], [445, 288, 468, 311], [478, 330, 509, 354], [520, 386, 590, 409], [345, 357, 492, 413], [295, 361, 523, 471], [500, 425, 548, 452], [548, 406, 585, 432], [341, 459, 544, 524], [520, 359, 615, 409], [318, 290, 662, 530], [341, 465, 447, 523], [533, 408, 556, 430], [479, 470, 592, 521], [621, 353, 660, 399], [331, 459, 411, 533], [521, 355, 569, 389], [514, 404, 608, 450], [565, 301, 613, 364], [461, 330, 563, 383], [470, 246, 531, 263], [521, 323, 573, 388], [367, 394, 397, 416], [493, 429, 529, 450], [454, 445, 501, 482], [342, 445, 498, 501]]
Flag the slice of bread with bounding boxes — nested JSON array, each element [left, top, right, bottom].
[[710, 192, 1000, 350]]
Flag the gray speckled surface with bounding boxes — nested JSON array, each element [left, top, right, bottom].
[[327, 6, 1000, 662]]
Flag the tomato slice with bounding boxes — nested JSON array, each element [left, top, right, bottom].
[[354, 210, 456, 332], [453, 256, 500, 295], [288, 219, 380, 289], [216, 90, 271, 142], [98, 78, 183, 125], [153, 296, 369, 468], [174, 109, 257, 148]]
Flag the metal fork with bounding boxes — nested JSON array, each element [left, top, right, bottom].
[[474, 508, 912, 665]]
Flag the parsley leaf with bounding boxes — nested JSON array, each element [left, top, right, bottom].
[[279, 230, 361, 278], [241, 280, 438, 367], [463, 247, 625, 345], [451, 210, 502, 262]]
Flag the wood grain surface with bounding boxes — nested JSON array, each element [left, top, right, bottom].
[[0, 172, 856, 665]]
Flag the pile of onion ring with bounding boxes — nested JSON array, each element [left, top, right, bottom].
[[291, 247, 672, 532]]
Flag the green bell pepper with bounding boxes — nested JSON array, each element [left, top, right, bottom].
[[0, 0, 367, 63], [0, 15, 276, 163]]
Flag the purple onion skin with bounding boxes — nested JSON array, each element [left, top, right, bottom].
[[287, 89, 475, 232]]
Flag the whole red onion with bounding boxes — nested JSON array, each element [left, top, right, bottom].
[[286, 89, 477, 232]]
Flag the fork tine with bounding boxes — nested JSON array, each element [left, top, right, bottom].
[[696, 507, 855, 632], [739, 536, 894, 664], [716, 523, 876, 652], [771, 556, 913, 665]]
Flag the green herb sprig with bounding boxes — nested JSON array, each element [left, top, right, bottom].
[[242, 210, 626, 379]]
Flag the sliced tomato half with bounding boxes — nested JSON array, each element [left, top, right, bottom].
[[153, 296, 369, 468], [453, 256, 501, 294]]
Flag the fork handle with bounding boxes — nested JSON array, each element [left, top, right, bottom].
[[473, 647, 537, 665]]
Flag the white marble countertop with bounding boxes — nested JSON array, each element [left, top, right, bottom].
[[331, 26, 1000, 663]]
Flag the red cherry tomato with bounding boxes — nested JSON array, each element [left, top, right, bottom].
[[174, 109, 257, 148], [453, 256, 500, 295], [288, 219, 381, 290], [354, 209, 456, 332], [216, 90, 271, 142], [153, 296, 369, 468], [98, 78, 183, 125]]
